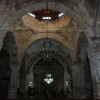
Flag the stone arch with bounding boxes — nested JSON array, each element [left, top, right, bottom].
[[20, 37, 72, 95], [19, 33, 73, 63], [26, 53, 71, 74], [75, 33, 88, 62], [27, 54, 72, 94], [20, 52, 71, 88], [0, 1, 93, 51], [21, 37, 71, 73], [1, 31, 18, 98], [2, 31, 18, 65]]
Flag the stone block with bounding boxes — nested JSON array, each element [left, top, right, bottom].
[[38, 2, 46, 9], [48, 2, 56, 10]]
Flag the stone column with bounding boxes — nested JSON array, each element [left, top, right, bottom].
[[19, 70, 27, 99], [64, 70, 67, 90], [88, 46, 100, 99], [8, 66, 18, 99], [72, 61, 87, 98], [29, 71, 34, 87], [67, 74, 73, 98]]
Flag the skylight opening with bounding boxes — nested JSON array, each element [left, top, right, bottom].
[[28, 13, 35, 18], [59, 13, 64, 17], [28, 10, 64, 20], [42, 17, 51, 20]]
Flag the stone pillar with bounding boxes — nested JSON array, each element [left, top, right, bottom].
[[88, 46, 100, 99], [8, 67, 18, 99], [20, 70, 26, 98], [64, 70, 67, 90], [29, 71, 34, 87], [64, 72, 72, 95], [72, 61, 87, 98], [67, 74, 73, 98]]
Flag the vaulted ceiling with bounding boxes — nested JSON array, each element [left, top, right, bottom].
[[0, 0, 99, 63]]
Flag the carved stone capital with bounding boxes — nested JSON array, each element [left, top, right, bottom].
[[91, 37, 100, 51]]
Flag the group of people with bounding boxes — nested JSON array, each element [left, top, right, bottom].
[[17, 86, 70, 99], [27, 87, 70, 99], [55, 87, 69, 99]]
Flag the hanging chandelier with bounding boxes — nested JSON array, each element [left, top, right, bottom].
[[44, 74, 53, 84], [38, 38, 56, 61]]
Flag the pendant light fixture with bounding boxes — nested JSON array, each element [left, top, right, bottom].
[[44, 74, 53, 84]]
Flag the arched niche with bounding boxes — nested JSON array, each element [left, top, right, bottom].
[[1, 31, 18, 99], [21, 38, 71, 74], [20, 38, 72, 98]]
